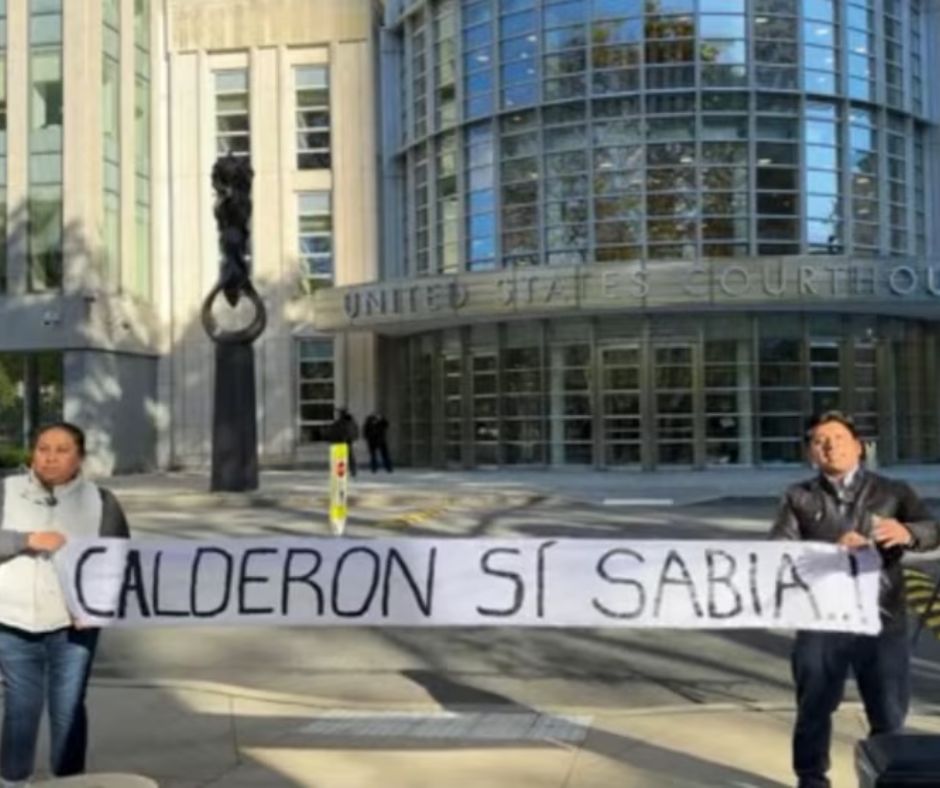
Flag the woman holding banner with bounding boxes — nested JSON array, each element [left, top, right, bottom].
[[0, 422, 129, 787]]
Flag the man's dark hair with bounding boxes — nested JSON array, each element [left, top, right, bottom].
[[32, 421, 87, 457], [805, 410, 866, 459]]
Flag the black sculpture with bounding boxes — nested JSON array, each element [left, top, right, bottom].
[[201, 153, 267, 491]]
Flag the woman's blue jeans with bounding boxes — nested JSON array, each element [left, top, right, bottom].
[[0, 624, 99, 782]]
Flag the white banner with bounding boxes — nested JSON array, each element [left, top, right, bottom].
[[54, 538, 882, 633]]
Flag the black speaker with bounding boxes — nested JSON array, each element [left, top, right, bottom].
[[856, 734, 940, 786]]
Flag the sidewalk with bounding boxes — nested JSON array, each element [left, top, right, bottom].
[[104, 463, 940, 510], [55, 681, 940, 787], [23, 466, 940, 787]]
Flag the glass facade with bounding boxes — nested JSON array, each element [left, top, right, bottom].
[[396, 0, 929, 272], [380, 0, 938, 468], [397, 315, 940, 468]]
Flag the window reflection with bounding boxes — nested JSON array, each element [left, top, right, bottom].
[[803, 70, 836, 93], [399, 0, 923, 267], [699, 14, 745, 37], [805, 169, 838, 193], [804, 44, 836, 71]]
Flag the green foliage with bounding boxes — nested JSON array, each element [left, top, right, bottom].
[[0, 444, 29, 469], [0, 356, 18, 411]]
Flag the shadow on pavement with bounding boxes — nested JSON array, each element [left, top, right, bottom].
[[402, 668, 788, 788]]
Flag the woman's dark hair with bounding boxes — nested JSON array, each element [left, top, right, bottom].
[[32, 422, 87, 457]]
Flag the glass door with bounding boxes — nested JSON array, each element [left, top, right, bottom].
[[471, 352, 498, 465], [501, 346, 544, 464], [653, 344, 695, 466], [442, 353, 462, 466], [549, 344, 593, 465], [600, 345, 642, 466]]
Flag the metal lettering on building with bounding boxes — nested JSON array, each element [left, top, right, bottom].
[[315, 259, 940, 331]]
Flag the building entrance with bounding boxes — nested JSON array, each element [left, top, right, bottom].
[[393, 315, 939, 470]]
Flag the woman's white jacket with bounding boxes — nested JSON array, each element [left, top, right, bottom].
[[0, 471, 129, 632]]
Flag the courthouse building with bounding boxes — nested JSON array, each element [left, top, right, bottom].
[[0, 0, 938, 472], [314, 0, 940, 469]]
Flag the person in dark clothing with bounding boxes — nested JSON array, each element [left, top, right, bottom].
[[363, 413, 392, 473], [771, 410, 940, 788], [330, 408, 359, 477]]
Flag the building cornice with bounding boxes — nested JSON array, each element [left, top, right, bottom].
[[307, 257, 940, 332]]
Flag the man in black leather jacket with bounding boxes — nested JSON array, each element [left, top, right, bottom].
[[771, 410, 940, 788]]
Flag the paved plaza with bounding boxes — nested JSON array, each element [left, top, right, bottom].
[[16, 466, 940, 786]]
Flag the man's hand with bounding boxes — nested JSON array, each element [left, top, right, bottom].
[[26, 531, 66, 553], [872, 515, 913, 548], [838, 531, 871, 550]]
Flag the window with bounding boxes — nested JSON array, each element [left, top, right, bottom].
[[550, 343, 593, 464], [412, 142, 430, 274], [103, 2, 120, 288], [850, 108, 879, 252], [435, 131, 459, 271], [0, 2, 7, 293], [409, 12, 428, 140], [810, 340, 841, 413], [298, 192, 332, 287], [407, 342, 434, 465], [29, 0, 62, 292], [443, 352, 462, 464], [465, 122, 496, 270], [601, 345, 642, 465], [0, 57, 5, 142], [472, 352, 498, 465], [499, 5, 539, 109], [704, 340, 752, 465], [758, 330, 804, 463], [853, 340, 877, 436], [104, 0, 119, 27], [30, 49, 61, 133], [0, 352, 63, 452], [102, 57, 119, 164], [214, 69, 249, 159], [501, 345, 544, 464], [297, 340, 335, 444], [500, 110, 540, 266], [433, 0, 458, 127], [295, 65, 330, 169], [28, 188, 62, 291], [653, 345, 695, 465], [133, 0, 151, 299]]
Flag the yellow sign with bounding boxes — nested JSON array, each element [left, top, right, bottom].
[[328, 443, 349, 536]]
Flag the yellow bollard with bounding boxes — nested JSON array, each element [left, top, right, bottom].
[[329, 442, 349, 535]]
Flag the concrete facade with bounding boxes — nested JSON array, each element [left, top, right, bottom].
[[0, 0, 382, 473], [0, 0, 160, 474], [160, 0, 382, 468]]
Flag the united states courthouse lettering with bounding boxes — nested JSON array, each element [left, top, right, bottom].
[[322, 260, 940, 329]]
